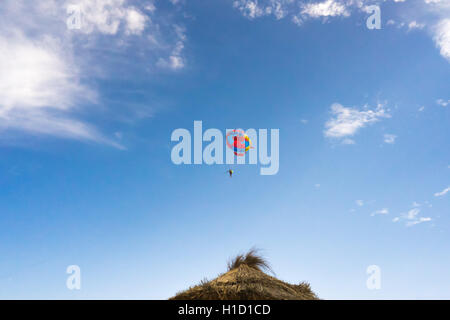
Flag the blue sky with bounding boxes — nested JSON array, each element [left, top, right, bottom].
[[0, 0, 449, 299]]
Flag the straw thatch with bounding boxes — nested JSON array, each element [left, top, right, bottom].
[[170, 249, 318, 300]]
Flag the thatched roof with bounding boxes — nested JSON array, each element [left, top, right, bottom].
[[170, 250, 318, 300]]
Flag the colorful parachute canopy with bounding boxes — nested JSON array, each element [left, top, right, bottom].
[[226, 129, 252, 156]]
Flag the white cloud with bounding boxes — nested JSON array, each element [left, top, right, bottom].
[[434, 186, 450, 197], [410, 2, 450, 62], [324, 103, 390, 141], [412, 201, 421, 207], [371, 208, 389, 216], [0, 35, 79, 111], [233, 0, 351, 22], [156, 24, 186, 70], [387, 19, 396, 26], [125, 8, 148, 35], [0, 0, 184, 147], [394, 208, 432, 227], [356, 200, 364, 206], [0, 33, 123, 146], [433, 19, 450, 61], [273, 2, 288, 19], [408, 21, 426, 30], [262, 0, 288, 19], [418, 106, 425, 111], [406, 208, 420, 219], [342, 138, 356, 145], [145, 3, 156, 13], [384, 134, 397, 144], [387, 19, 426, 31], [436, 98, 450, 107], [232, 1, 450, 64], [233, 0, 265, 19], [62, 0, 149, 36], [406, 217, 432, 226], [157, 56, 184, 70], [0, 0, 146, 147], [292, 14, 303, 26], [301, 0, 350, 18]]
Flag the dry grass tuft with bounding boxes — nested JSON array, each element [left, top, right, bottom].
[[227, 248, 273, 274]]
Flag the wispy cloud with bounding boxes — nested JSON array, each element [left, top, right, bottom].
[[66, 0, 149, 35], [0, 0, 184, 147], [341, 138, 356, 145], [232, 0, 266, 19], [232, 1, 450, 63], [384, 134, 397, 144], [412, 201, 421, 207], [393, 208, 432, 227], [436, 99, 449, 107], [406, 217, 432, 227], [434, 186, 450, 197], [406, 208, 420, 220], [408, 21, 426, 30], [156, 24, 187, 70], [324, 103, 390, 142], [301, 0, 350, 19], [371, 208, 389, 216], [233, 0, 351, 23], [418, 1, 450, 62], [433, 19, 450, 62], [0, 32, 120, 146]]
